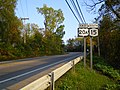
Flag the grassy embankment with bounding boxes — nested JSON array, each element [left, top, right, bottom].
[[54, 56, 120, 90]]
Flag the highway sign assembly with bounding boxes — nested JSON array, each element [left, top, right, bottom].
[[78, 24, 98, 37], [78, 23, 98, 69]]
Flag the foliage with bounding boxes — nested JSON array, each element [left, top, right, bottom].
[[93, 56, 120, 82], [103, 83, 120, 90], [37, 4, 65, 55], [0, 0, 22, 44], [55, 61, 116, 90], [85, 0, 120, 69], [99, 14, 120, 68], [92, 56, 120, 90], [37, 4, 65, 37], [66, 37, 83, 52], [0, 4, 65, 61], [86, 0, 120, 19]]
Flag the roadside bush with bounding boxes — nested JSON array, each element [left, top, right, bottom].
[[93, 56, 120, 81], [0, 43, 17, 60]]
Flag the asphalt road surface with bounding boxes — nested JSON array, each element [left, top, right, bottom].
[[0, 52, 83, 90]]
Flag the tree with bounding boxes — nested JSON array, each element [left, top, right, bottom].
[[37, 5, 65, 54], [0, 0, 22, 45], [99, 14, 120, 68], [0, 0, 24, 60], [85, 0, 120, 68], [37, 4, 65, 37], [85, 0, 120, 20], [66, 38, 83, 52]]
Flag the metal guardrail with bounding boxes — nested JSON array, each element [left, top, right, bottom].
[[20, 56, 83, 90]]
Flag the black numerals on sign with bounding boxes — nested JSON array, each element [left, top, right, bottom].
[[91, 30, 97, 35], [90, 29, 98, 36], [78, 29, 88, 34], [79, 30, 88, 34], [78, 28, 98, 37]]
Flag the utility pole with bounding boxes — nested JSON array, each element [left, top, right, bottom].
[[21, 17, 29, 44]]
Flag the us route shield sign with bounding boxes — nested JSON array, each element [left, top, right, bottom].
[[78, 28, 89, 37], [89, 29, 98, 37]]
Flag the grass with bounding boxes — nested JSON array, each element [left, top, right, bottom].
[[54, 61, 117, 90]]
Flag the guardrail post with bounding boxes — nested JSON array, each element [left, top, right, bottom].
[[73, 60, 75, 72], [50, 72, 55, 90]]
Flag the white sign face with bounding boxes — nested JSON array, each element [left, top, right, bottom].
[[89, 29, 98, 37], [78, 28, 89, 37]]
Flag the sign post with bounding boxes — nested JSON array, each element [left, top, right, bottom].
[[90, 36, 92, 70], [84, 37, 86, 67], [89, 24, 98, 70], [78, 23, 98, 69], [78, 24, 88, 68]]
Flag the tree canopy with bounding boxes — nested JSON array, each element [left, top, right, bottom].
[[66, 37, 83, 52], [37, 5, 65, 55], [86, 0, 120, 20], [0, 0, 22, 44], [37, 4, 65, 38]]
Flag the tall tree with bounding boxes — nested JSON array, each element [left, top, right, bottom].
[[99, 14, 120, 68], [37, 4, 65, 37], [37, 5, 65, 54], [0, 0, 22, 45]]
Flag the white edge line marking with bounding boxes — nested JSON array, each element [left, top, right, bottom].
[[0, 55, 80, 84]]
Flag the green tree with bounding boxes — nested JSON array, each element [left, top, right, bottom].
[[66, 38, 83, 52], [37, 5, 65, 55], [99, 14, 120, 68], [0, 0, 22, 44], [0, 0, 24, 60], [37, 5, 64, 33]]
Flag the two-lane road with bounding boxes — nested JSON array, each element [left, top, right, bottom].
[[0, 52, 83, 90]]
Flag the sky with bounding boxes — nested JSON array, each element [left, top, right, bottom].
[[15, 0, 99, 43]]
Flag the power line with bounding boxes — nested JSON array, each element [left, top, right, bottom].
[[70, 0, 84, 23], [65, 0, 80, 24], [20, 0, 24, 17], [25, 0, 29, 17], [75, 0, 86, 23], [15, 8, 21, 18]]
